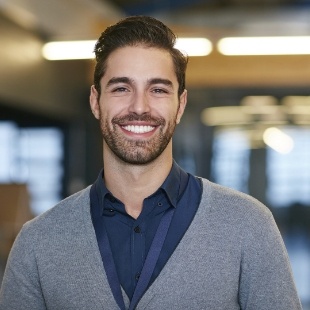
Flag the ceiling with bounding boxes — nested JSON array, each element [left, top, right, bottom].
[[1, 0, 310, 120], [1, 0, 310, 40]]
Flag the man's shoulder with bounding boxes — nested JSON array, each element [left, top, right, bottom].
[[198, 177, 272, 220]]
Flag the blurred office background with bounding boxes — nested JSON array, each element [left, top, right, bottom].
[[0, 0, 310, 307]]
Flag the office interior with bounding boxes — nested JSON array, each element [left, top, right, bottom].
[[0, 0, 310, 307]]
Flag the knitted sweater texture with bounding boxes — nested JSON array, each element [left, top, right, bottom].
[[0, 178, 302, 309]]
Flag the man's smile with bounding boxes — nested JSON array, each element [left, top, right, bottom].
[[121, 125, 156, 134]]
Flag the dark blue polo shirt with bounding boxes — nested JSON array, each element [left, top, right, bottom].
[[90, 161, 202, 299]]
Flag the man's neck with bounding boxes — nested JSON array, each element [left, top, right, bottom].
[[102, 149, 173, 219]]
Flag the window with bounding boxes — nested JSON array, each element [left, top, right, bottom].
[[0, 121, 64, 215], [211, 128, 250, 193], [266, 127, 310, 208]]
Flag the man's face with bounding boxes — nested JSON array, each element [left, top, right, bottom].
[[90, 45, 187, 165]]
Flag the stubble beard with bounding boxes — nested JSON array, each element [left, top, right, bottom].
[[99, 112, 178, 165]]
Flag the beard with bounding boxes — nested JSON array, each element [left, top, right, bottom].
[[99, 112, 178, 165]]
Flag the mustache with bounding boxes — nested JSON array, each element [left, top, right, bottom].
[[112, 113, 165, 125]]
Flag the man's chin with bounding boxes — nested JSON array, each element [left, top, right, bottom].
[[115, 154, 158, 165]]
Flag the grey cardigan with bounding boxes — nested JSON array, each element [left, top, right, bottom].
[[0, 179, 302, 309]]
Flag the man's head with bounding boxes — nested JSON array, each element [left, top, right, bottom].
[[90, 16, 188, 165], [93, 15, 188, 98]]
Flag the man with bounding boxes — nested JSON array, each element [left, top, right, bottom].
[[0, 16, 302, 310]]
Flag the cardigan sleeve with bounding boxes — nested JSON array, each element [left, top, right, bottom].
[[0, 224, 47, 310], [238, 211, 302, 310]]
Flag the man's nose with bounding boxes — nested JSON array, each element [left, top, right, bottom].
[[128, 92, 151, 115]]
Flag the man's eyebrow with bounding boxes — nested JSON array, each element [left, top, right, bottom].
[[105, 77, 174, 88], [106, 77, 132, 87], [148, 78, 173, 87]]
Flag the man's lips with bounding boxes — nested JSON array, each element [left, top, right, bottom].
[[121, 124, 156, 134], [113, 114, 165, 134]]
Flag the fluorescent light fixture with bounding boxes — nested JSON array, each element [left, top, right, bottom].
[[263, 127, 294, 154], [42, 40, 96, 60], [201, 106, 252, 126], [42, 37, 212, 60], [282, 96, 310, 107], [241, 96, 278, 107], [217, 36, 310, 56], [175, 38, 212, 56]]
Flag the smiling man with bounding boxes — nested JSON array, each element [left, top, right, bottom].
[[89, 44, 186, 219], [91, 46, 186, 166], [0, 16, 302, 310]]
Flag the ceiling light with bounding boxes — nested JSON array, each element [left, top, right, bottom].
[[42, 37, 212, 60], [175, 38, 212, 56], [263, 127, 294, 154], [201, 106, 251, 126], [240, 96, 278, 107], [42, 40, 96, 60], [217, 36, 310, 56], [282, 96, 310, 107]]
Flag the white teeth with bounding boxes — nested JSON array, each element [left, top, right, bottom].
[[122, 125, 154, 133]]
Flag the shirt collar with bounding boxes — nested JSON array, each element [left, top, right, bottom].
[[94, 160, 187, 210], [160, 160, 183, 208]]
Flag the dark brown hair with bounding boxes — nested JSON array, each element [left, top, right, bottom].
[[93, 16, 188, 97]]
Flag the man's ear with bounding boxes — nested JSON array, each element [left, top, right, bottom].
[[176, 89, 187, 124], [89, 85, 100, 120]]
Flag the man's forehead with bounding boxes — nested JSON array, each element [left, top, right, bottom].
[[106, 45, 172, 63], [103, 46, 177, 84]]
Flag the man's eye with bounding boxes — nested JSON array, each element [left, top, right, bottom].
[[112, 87, 128, 92], [152, 88, 168, 94]]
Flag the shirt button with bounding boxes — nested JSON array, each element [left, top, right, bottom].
[[134, 226, 141, 233], [158, 202, 163, 207], [102, 209, 115, 216], [135, 272, 141, 281]]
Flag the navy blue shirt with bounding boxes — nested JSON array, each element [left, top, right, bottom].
[[90, 161, 202, 299]]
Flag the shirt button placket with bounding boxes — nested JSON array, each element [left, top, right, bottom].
[[134, 226, 141, 233]]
